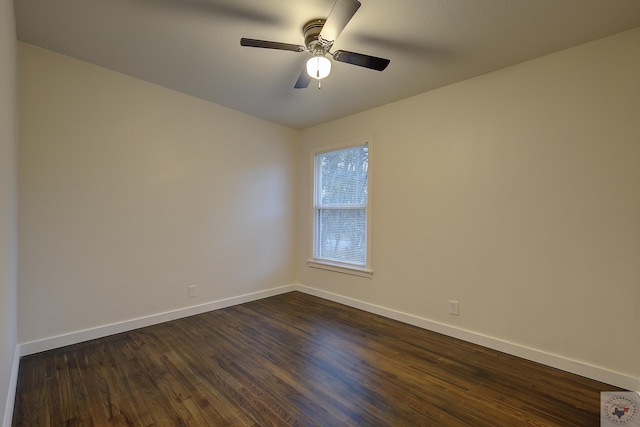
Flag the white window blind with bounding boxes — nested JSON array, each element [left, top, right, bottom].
[[314, 143, 369, 267]]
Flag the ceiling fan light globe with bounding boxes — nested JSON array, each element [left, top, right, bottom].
[[306, 56, 331, 80]]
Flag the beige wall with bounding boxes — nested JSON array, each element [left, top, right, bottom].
[[18, 43, 298, 343], [16, 26, 639, 390], [297, 28, 640, 381], [0, 0, 18, 424]]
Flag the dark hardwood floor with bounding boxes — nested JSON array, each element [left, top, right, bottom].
[[13, 291, 621, 426]]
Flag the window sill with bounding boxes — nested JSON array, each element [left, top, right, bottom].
[[306, 259, 373, 278]]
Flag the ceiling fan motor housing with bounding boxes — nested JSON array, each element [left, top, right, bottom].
[[303, 19, 330, 53]]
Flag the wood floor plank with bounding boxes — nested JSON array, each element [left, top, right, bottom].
[[13, 291, 623, 426]]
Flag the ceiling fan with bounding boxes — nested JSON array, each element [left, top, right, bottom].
[[240, 0, 390, 89]]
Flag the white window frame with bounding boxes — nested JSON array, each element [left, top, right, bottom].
[[307, 138, 373, 278]]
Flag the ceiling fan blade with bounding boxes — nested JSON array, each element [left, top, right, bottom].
[[240, 38, 305, 52], [294, 68, 311, 89], [332, 50, 390, 71], [319, 0, 361, 43]]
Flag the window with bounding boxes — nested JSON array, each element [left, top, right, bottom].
[[308, 140, 372, 277]]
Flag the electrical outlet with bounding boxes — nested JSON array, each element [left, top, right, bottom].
[[449, 300, 459, 316], [188, 285, 197, 298]]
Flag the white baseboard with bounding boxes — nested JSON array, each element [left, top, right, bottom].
[[294, 284, 639, 392], [15, 283, 638, 392], [2, 345, 20, 427], [20, 284, 295, 357]]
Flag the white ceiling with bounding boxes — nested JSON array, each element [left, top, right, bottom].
[[14, 0, 640, 129]]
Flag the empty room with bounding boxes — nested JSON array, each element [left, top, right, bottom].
[[1, 0, 639, 425]]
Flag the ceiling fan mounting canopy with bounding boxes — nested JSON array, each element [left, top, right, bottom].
[[240, 0, 390, 89]]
